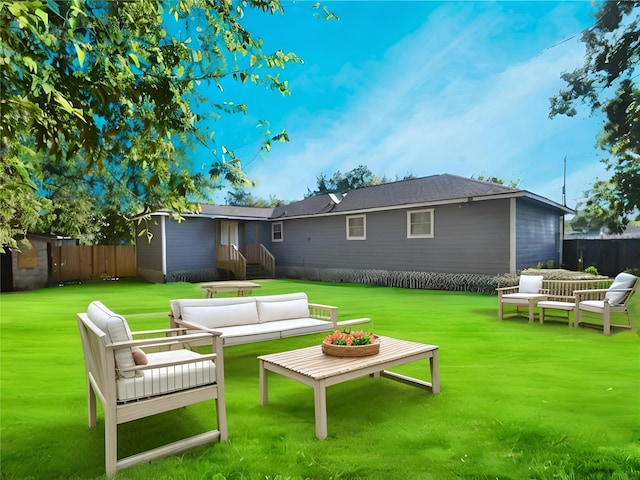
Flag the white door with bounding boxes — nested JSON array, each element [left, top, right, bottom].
[[220, 221, 239, 246]]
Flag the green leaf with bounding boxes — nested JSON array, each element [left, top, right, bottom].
[[34, 8, 48, 27], [128, 52, 140, 69], [22, 56, 37, 73], [74, 43, 85, 67]]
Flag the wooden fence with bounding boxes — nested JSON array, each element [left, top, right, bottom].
[[50, 245, 137, 283], [563, 239, 640, 277]]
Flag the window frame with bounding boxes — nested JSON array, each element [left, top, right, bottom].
[[407, 209, 434, 239], [271, 222, 283, 242], [346, 214, 367, 240]]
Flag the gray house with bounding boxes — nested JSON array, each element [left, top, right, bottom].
[[136, 205, 273, 283], [135, 174, 572, 283]]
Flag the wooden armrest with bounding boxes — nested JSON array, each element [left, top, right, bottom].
[[573, 288, 611, 294], [308, 302, 338, 311], [108, 332, 219, 349], [574, 288, 631, 301], [336, 318, 372, 327], [496, 286, 518, 293], [119, 352, 219, 372], [177, 320, 224, 335], [132, 327, 187, 336]]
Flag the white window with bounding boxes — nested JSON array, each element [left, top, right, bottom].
[[407, 209, 434, 238], [272, 222, 283, 242], [347, 215, 366, 240]]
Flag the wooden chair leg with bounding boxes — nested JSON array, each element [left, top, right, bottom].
[[88, 382, 97, 428], [603, 304, 611, 336], [217, 398, 228, 441], [105, 407, 118, 477]]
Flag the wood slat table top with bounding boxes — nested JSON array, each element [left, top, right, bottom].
[[258, 336, 438, 380], [200, 281, 261, 289]]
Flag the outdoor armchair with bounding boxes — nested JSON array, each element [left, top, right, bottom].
[[77, 301, 227, 476], [497, 275, 546, 323], [573, 272, 638, 335]]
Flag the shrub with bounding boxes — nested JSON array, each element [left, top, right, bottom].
[[165, 268, 225, 283], [585, 265, 599, 275]]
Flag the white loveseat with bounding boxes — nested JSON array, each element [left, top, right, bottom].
[[169, 292, 371, 346]]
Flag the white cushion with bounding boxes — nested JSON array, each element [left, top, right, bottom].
[[182, 302, 259, 328], [257, 295, 310, 323], [116, 350, 215, 401], [87, 301, 136, 378], [170, 297, 256, 320], [519, 275, 543, 294], [211, 318, 333, 345], [604, 273, 637, 305]]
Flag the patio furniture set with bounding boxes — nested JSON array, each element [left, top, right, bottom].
[[497, 272, 638, 335], [78, 273, 637, 476], [78, 287, 439, 477]]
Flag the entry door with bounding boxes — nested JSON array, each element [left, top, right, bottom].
[[220, 221, 239, 246]]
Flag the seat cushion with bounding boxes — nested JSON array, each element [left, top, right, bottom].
[[519, 275, 544, 294], [605, 273, 637, 305], [116, 350, 216, 402], [87, 301, 136, 379], [211, 318, 334, 346], [579, 300, 605, 312]]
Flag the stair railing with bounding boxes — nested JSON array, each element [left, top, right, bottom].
[[216, 244, 247, 280], [259, 244, 275, 278]]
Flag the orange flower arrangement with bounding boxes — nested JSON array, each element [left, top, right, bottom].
[[323, 330, 376, 346]]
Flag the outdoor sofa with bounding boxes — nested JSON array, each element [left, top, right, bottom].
[[169, 292, 371, 346]]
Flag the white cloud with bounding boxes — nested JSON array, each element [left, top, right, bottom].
[[242, 2, 605, 207]]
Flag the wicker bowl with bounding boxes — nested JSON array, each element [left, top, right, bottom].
[[321, 338, 380, 357]]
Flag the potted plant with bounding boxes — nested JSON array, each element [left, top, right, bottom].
[[322, 329, 380, 357]]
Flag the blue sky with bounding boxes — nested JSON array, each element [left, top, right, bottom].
[[195, 1, 608, 209]]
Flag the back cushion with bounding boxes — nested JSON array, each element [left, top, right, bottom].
[[257, 293, 310, 323], [170, 297, 256, 320], [182, 302, 259, 328], [605, 273, 637, 305], [519, 275, 543, 294], [86, 301, 136, 378]]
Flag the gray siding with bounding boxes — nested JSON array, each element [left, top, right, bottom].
[[515, 198, 560, 269], [165, 217, 216, 272], [269, 200, 512, 275], [136, 218, 164, 270]]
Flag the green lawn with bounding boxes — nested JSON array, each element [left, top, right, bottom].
[[1, 279, 639, 480]]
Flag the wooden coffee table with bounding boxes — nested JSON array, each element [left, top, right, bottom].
[[258, 336, 439, 439]]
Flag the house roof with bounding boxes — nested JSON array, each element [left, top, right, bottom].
[[271, 173, 572, 219], [197, 204, 274, 220]]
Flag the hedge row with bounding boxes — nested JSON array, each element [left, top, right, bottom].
[[277, 266, 516, 295], [165, 266, 603, 295]]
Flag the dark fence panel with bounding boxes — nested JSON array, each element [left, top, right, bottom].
[[563, 239, 640, 276]]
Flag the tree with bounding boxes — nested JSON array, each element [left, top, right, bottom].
[[306, 165, 414, 197], [1, 0, 332, 251], [566, 209, 605, 234], [471, 174, 520, 188], [549, 1, 640, 233], [225, 187, 284, 208]]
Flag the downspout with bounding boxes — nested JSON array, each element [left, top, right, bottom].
[[161, 215, 167, 280], [559, 215, 564, 268], [510, 198, 516, 273]]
